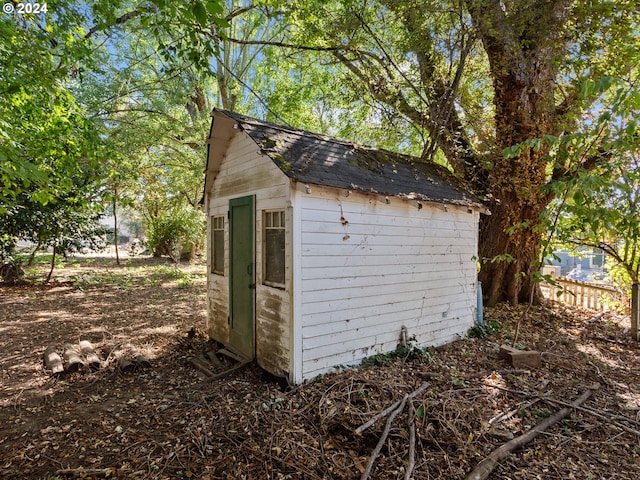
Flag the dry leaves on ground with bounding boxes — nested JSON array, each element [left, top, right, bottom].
[[1, 256, 639, 479]]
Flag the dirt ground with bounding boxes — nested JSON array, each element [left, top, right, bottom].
[[1, 256, 639, 479]]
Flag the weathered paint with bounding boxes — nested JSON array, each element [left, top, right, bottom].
[[207, 128, 292, 376], [294, 184, 478, 379], [255, 286, 290, 374]]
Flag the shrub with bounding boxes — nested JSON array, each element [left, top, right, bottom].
[[146, 206, 205, 263]]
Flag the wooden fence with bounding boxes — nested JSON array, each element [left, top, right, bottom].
[[541, 278, 627, 312]]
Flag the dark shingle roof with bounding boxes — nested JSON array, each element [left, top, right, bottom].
[[214, 109, 486, 211]]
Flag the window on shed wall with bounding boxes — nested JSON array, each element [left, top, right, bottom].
[[263, 210, 285, 287], [211, 215, 225, 275]]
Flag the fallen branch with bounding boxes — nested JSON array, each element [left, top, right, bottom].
[[355, 381, 430, 434], [56, 467, 117, 478], [361, 394, 408, 480], [587, 312, 606, 324], [404, 399, 416, 480], [489, 398, 541, 425], [543, 398, 640, 437], [465, 384, 599, 480]]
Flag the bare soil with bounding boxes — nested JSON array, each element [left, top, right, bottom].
[[1, 256, 639, 479]]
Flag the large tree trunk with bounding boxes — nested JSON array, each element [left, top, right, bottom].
[[467, 0, 571, 305], [477, 104, 554, 305], [479, 191, 547, 306], [478, 80, 554, 305]]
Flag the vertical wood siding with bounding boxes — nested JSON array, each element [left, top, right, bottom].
[[297, 186, 479, 379], [206, 132, 291, 375]]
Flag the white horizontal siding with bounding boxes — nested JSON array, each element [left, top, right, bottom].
[[301, 315, 471, 379], [297, 187, 479, 379], [301, 252, 471, 268], [301, 284, 461, 317], [303, 297, 468, 331], [301, 208, 476, 234], [301, 243, 474, 257], [208, 133, 288, 204]]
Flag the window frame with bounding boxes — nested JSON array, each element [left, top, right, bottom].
[[263, 209, 286, 288], [211, 215, 225, 275]]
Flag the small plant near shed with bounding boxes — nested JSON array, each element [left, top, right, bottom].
[[468, 319, 502, 338], [361, 342, 431, 367]]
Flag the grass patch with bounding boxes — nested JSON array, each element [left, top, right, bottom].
[[71, 271, 135, 289]]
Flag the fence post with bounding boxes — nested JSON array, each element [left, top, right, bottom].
[[632, 283, 639, 342]]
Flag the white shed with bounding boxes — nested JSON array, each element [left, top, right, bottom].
[[204, 109, 488, 384]]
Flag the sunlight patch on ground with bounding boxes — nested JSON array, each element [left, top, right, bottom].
[[617, 391, 640, 409], [136, 325, 180, 337], [482, 371, 508, 397], [610, 380, 640, 409], [575, 343, 622, 369]]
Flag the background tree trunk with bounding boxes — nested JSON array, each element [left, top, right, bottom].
[[45, 246, 56, 283], [113, 186, 120, 266]]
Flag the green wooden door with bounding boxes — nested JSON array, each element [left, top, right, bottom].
[[229, 195, 255, 359]]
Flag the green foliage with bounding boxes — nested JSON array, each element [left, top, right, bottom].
[[0, 69, 106, 277], [148, 265, 192, 281], [361, 341, 432, 367], [449, 369, 467, 387], [176, 275, 195, 289], [468, 320, 502, 339], [2, 0, 225, 272], [549, 74, 640, 288], [72, 271, 134, 289], [146, 206, 205, 263]]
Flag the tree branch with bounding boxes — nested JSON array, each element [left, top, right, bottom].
[[85, 8, 155, 39], [95, 108, 180, 123], [465, 384, 598, 480], [212, 34, 353, 53]]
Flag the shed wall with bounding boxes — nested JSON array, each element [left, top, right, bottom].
[[296, 185, 479, 379], [206, 131, 292, 375]]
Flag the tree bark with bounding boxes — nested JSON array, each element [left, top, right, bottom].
[[478, 182, 548, 306], [27, 243, 40, 266], [113, 187, 120, 266], [45, 246, 56, 284], [467, 0, 571, 305]]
